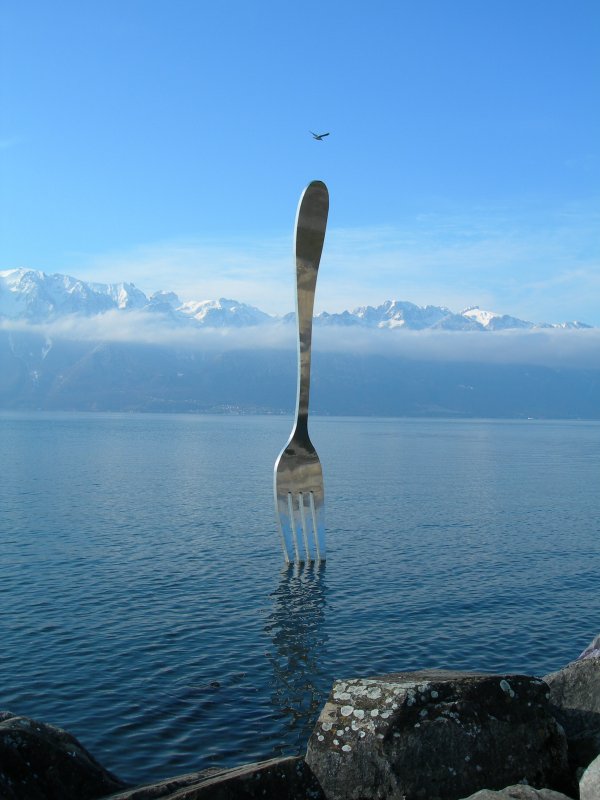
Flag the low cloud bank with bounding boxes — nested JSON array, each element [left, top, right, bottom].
[[314, 325, 600, 369], [0, 311, 294, 350], [2, 311, 600, 369]]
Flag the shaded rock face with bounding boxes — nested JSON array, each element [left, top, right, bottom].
[[579, 753, 600, 800], [102, 755, 325, 799], [305, 670, 570, 800], [544, 654, 600, 774], [0, 711, 125, 800]]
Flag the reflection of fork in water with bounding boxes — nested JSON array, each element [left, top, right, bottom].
[[264, 563, 328, 753]]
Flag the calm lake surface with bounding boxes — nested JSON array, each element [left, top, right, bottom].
[[1, 412, 599, 785]]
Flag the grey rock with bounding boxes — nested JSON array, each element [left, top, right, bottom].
[[101, 756, 324, 799], [544, 643, 600, 774], [459, 786, 573, 799], [0, 711, 125, 800], [579, 753, 600, 800], [305, 670, 570, 800], [576, 633, 600, 661]]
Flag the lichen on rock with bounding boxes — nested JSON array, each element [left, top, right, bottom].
[[306, 670, 570, 800]]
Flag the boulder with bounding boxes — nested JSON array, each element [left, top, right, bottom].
[[579, 753, 600, 800], [101, 756, 325, 799], [458, 787, 573, 799], [305, 670, 570, 800], [0, 711, 125, 800], [544, 636, 600, 774]]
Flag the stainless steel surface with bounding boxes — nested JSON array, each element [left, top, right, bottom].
[[274, 180, 329, 564]]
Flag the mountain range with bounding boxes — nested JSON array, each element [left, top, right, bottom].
[[0, 268, 592, 331], [1, 268, 599, 418]]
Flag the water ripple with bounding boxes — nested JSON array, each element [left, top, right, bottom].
[[1, 413, 599, 783]]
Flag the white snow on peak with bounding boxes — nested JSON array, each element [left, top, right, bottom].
[[178, 297, 273, 327], [347, 299, 452, 329], [87, 280, 147, 310], [461, 306, 534, 330], [0, 268, 148, 320], [550, 320, 592, 330], [461, 306, 499, 327]]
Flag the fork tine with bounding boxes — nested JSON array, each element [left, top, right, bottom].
[[275, 494, 293, 565], [297, 492, 314, 562], [308, 492, 325, 562], [287, 492, 302, 564], [276, 491, 324, 565], [275, 485, 326, 565], [275, 485, 326, 564]]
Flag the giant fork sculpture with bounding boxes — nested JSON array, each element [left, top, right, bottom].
[[273, 180, 329, 565]]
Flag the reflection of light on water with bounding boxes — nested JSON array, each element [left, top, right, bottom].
[[264, 563, 328, 754]]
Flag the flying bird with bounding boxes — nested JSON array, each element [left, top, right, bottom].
[[310, 131, 330, 140]]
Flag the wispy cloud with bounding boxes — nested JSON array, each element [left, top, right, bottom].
[[321, 212, 600, 323], [75, 237, 293, 314], [3, 314, 600, 369], [66, 205, 600, 325]]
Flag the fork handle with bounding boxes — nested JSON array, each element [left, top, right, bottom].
[[294, 181, 329, 436]]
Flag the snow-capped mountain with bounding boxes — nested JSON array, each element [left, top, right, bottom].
[[462, 306, 534, 330], [178, 298, 273, 327], [0, 268, 147, 321], [0, 269, 271, 328], [315, 301, 591, 331], [316, 300, 482, 330], [0, 268, 593, 330], [460, 305, 591, 331]]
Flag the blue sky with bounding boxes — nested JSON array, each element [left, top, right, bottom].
[[2, 0, 599, 323]]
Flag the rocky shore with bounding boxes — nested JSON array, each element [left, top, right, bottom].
[[1, 634, 599, 800]]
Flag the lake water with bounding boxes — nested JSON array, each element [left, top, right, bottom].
[[1, 412, 599, 786]]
